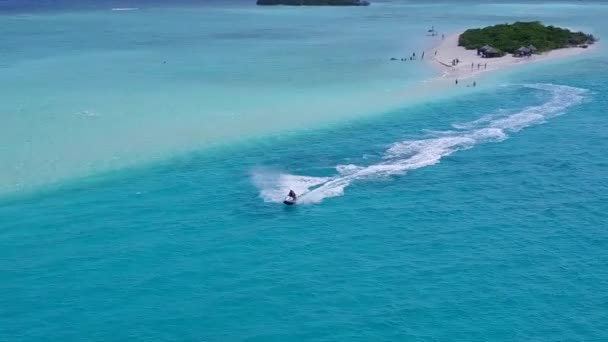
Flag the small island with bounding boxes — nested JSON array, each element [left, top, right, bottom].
[[458, 21, 596, 58], [256, 0, 370, 6], [426, 22, 598, 82]]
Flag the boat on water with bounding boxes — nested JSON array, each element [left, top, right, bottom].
[[283, 190, 297, 205]]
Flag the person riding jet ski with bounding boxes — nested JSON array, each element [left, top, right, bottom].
[[283, 189, 297, 205]]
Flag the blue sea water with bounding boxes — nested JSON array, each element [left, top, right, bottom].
[[2, 1, 608, 341]]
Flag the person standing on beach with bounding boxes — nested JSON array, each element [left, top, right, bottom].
[[473, 81, 476, 87], [455, 79, 458, 85], [485, 63, 487, 69], [471, 62, 474, 69], [421, 52, 425, 60]]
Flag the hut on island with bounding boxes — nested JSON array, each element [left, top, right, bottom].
[[515, 45, 539, 57], [482, 46, 503, 58], [477, 44, 492, 56], [477, 45, 502, 58], [514, 46, 532, 57]]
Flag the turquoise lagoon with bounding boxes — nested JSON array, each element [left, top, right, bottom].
[[1, 1, 608, 341]]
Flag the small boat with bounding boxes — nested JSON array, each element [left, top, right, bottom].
[[283, 190, 297, 205]]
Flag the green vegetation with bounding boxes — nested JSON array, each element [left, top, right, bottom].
[[459, 21, 596, 54], [257, 0, 369, 5]]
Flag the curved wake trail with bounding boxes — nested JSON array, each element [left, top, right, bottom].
[[253, 84, 587, 204]]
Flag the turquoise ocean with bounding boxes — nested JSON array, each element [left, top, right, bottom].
[[1, 1, 608, 340]]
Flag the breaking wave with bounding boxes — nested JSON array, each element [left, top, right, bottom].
[[253, 84, 587, 204]]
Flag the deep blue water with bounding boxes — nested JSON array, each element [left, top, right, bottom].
[[2, 60, 608, 340], [3, 0, 608, 14], [0, 0, 240, 12]]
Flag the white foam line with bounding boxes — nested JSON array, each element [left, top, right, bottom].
[[253, 83, 587, 204]]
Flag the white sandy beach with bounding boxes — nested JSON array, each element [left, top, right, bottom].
[[383, 32, 596, 108], [426, 33, 595, 81]]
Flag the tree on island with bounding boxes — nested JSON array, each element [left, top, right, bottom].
[[459, 21, 596, 54], [257, 0, 370, 6]]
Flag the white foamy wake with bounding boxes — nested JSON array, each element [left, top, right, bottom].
[[111, 7, 139, 11], [253, 84, 587, 204], [252, 169, 330, 203]]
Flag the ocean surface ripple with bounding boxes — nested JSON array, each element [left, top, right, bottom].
[[255, 83, 587, 204]]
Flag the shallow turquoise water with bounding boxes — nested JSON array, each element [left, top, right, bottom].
[[2, 1, 608, 341], [0, 1, 438, 193]]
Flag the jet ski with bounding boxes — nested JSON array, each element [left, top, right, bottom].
[[283, 190, 297, 205]]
